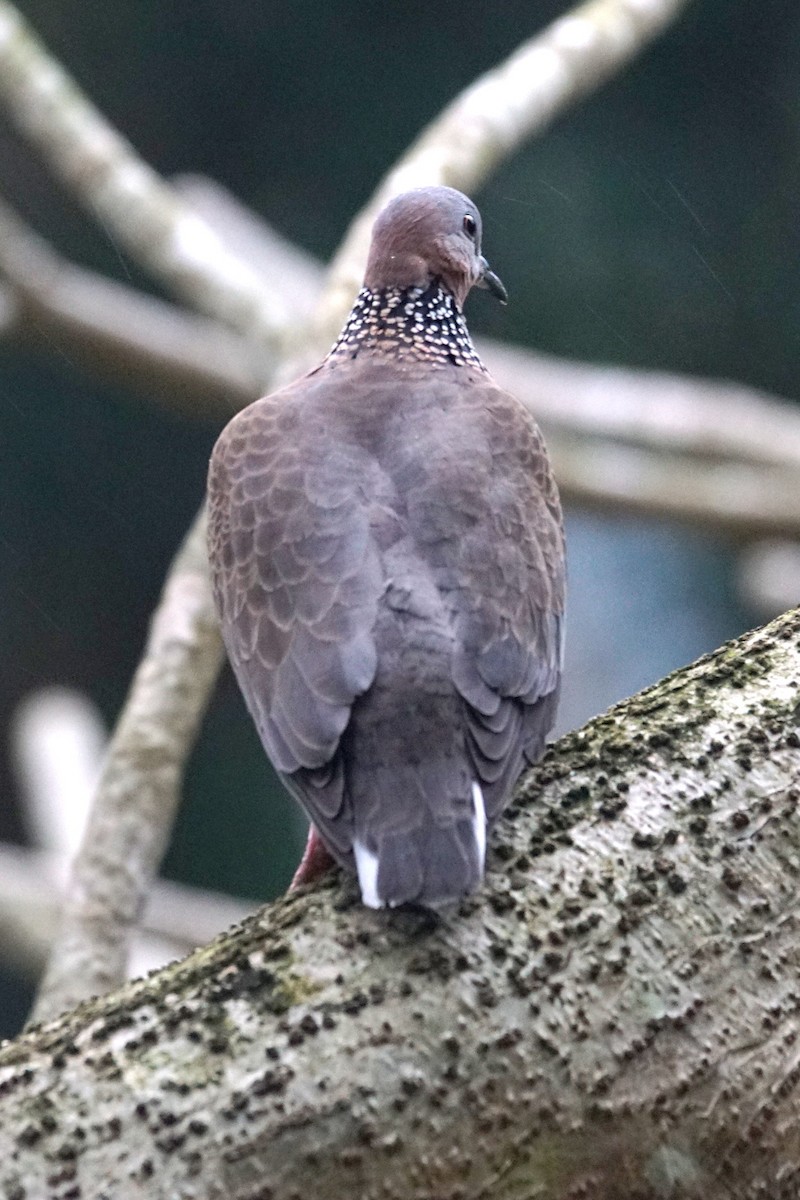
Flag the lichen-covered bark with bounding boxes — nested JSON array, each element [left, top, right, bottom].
[[2, 608, 799, 1200]]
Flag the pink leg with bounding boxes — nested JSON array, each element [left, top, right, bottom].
[[289, 824, 336, 891]]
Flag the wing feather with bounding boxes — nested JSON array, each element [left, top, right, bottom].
[[208, 396, 382, 784], [402, 377, 565, 820]]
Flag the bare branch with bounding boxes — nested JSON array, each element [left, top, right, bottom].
[[0, 278, 18, 331], [29, 518, 223, 1025], [1, 607, 799, 1199], [142, 877, 253, 948], [0, 844, 53, 977], [485, 341, 800, 536], [10, 687, 105, 874], [10, 186, 799, 541], [737, 540, 800, 617], [5, 686, 252, 981], [0, 196, 270, 408], [0, 196, 265, 411], [315, 0, 693, 347], [0, 843, 253, 979], [0, 4, 288, 347], [481, 341, 800, 470], [172, 174, 323, 324], [545, 432, 800, 538]]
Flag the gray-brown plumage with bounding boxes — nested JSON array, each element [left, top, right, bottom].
[[207, 186, 564, 909]]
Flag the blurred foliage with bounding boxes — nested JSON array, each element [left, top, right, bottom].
[[0, 0, 797, 1028]]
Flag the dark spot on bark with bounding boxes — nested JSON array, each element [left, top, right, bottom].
[[252, 1066, 293, 1096], [489, 891, 515, 914], [722, 866, 743, 891], [597, 798, 626, 819], [495, 1027, 523, 1049], [156, 1132, 186, 1153], [474, 978, 498, 1008]]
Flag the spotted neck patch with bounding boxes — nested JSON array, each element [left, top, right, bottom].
[[327, 282, 486, 370]]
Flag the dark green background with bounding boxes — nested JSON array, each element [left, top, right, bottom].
[[1, 0, 797, 1033]]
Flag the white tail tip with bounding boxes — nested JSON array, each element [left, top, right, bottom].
[[472, 781, 487, 870], [354, 838, 382, 908]]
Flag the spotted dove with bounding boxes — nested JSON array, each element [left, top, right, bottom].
[[207, 186, 565, 909]]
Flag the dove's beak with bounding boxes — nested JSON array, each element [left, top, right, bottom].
[[476, 256, 508, 304]]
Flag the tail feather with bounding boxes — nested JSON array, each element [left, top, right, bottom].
[[353, 838, 383, 908], [354, 780, 487, 909]]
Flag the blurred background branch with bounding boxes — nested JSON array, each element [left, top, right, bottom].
[[0, 842, 252, 980], [28, 521, 224, 1024], [4, 184, 800, 546], [0, 194, 271, 410], [0, 1, 290, 347], [4, 687, 251, 982], [316, 0, 693, 346]]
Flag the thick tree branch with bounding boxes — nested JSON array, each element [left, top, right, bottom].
[[1, 608, 798, 1200]]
